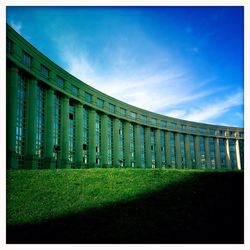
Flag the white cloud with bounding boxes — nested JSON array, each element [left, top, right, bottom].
[[52, 28, 243, 127], [164, 91, 244, 125], [9, 20, 22, 34]]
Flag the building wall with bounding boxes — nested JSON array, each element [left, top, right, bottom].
[[6, 25, 244, 170]]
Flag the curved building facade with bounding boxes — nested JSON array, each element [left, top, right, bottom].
[[6, 25, 244, 170]]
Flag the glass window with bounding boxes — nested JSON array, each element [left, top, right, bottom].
[[97, 98, 104, 109], [22, 51, 32, 67], [200, 137, 206, 168], [190, 126, 196, 132], [219, 138, 226, 168], [85, 92, 92, 103], [130, 111, 136, 120], [199, 127, 206, 134], [56, 76, 64, 88], [180, 134, 186, 168], [239, 131, 244, 137], [7, 39, 12, 53], [170, 132, 175, 168], [141, 115, 147, 123], [109, 103, 115, 113], [151, 118, 157, 125], [161, 120, 167, 128], [209, 129, 215, 135], [71, 85, 79, 96], [120, 107, 126, 116], [140, 126, 146, 168], [40, 64, 49, 78], [189, 135, 196, 168], [181, 124, 186, 130], [219, 130, 225, 136], [171, 122, 177, 129], [229, 131, 235, 137]]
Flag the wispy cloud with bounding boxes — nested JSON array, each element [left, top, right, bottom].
[[9, 20, 22, 34], [165, 91, 243, 126], [52, 26, 243, 127]]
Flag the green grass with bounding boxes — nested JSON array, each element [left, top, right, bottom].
[[7, 168, 243, 243]]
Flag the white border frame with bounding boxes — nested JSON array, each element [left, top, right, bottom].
[[0, 1, 248, 250]]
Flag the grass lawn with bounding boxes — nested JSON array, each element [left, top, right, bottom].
[[7, 168, 243, 243]]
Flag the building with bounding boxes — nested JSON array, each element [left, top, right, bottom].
[[6, 24, 244, 170]]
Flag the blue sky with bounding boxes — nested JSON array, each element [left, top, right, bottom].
[[7, 6, 244, 127]]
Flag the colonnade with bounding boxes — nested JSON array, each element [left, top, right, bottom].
[[6, 23, 244, 171], [7, 64, 243, 170]]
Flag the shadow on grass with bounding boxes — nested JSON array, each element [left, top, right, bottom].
[[7, 171, 243, 244]]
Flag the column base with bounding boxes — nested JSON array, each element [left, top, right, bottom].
[[89, 162, 97, 168], [43, 157, 56, 169], [7, 151, 18, 169], [24, 155, 38, 169], [60, 160, 71, 169], [74, 161, 85, 169]]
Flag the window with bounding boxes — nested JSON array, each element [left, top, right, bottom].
[[151, 118, 157, 125], [181, 124, 186, 130], [120, 107, 126, 116], [170, 132, 175, 168], [219, 138, 226, 168], [130, 111, 136, 120], [161, 120, 167, 128], [140, 127, 146, 168], [209, 137, 216, 169], [141, 115, 147, 123], [180, 134, 186, 168], [200, 137, 206, 168], [85, 92, 92, 103], [189, 135, 196, 168], [40, 64, 49, 78], [190, 126, 196, 132], [71, 85, 79, 96], [219, 130, 225, 136], [239, 131, 244, 137], [171, 122, 177, 129], [7, 39, 12, 53], [199, 127, 206, 134], [109, 103, 115, 113], [56, 76, 64, 88], [210, 129, 215, 135], [22, 51, 32, 67], [97, 98, 104, 109], [229, 131, 235, 137]]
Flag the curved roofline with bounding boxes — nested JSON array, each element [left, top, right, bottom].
[[6, 24, 243, 131]]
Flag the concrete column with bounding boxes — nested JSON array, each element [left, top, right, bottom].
[[7, 65, 18, 169], [24, 77, 38, 169], [155, 129, 162, 168], [184, 134, 192, 169], [88, 109, 96, 167], [12, 42, 22, 62], [44, 88, 56, 169], [75, 103, 84, 168], [225, 139, 231, 169], [101, 113, 109, 167], [113, 118, 120, 167], [194, 135, 201, 169], [60, 96, 70, 168], [31, 58, 40, 74], [134, 124, 141, 168], [165, 131, 171, 168], [205, 137, 211, 169], [215, 138, 221, 169], [145, 127, 152, 168], [174, 133, 182, 168], [124, 121, 131, 167], [235, 139, 242, 170]]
